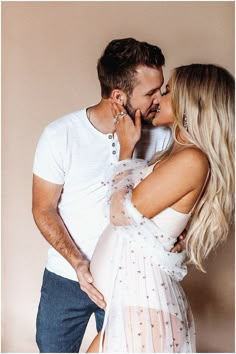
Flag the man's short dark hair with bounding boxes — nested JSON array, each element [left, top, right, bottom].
[[97, 38, 165, 98]]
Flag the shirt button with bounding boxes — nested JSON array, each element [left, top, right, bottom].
[[112, 151, 116, 155], [112, 143, 115, 147], [108, 135, 113, 139]]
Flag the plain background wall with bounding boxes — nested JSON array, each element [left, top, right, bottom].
[[2, 1, 235, 352]]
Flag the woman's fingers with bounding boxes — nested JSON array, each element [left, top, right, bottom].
[[111, 102, 120, 118], [111, 103, 141, 138], [111, 102, 124, 119], [134, 109, 141, 131]]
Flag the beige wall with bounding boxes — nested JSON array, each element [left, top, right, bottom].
[[2, 1, 234, 352]]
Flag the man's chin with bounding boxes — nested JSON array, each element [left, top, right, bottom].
[[141, 116, 155, 126]]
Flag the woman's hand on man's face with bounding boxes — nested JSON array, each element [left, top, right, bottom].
[[111, 102, 141, 160]]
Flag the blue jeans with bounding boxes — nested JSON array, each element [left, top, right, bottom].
[[36, 268, 105, 353]]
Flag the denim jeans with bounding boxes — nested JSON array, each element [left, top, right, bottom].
[[36, 268, 105, 353]]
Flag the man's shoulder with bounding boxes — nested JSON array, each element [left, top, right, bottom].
[[141, 125, 171, 139], [45, 108, 86, 134], [150, 126, 171, 138], [146, 126, 172, 149]]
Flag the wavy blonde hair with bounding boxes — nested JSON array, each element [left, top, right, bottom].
[[151, 64, 235, 271]]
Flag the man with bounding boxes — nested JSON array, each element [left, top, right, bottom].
[[32, 38, 183, 353]]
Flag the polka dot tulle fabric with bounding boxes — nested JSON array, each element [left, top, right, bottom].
[[90, 159, 196, 352]]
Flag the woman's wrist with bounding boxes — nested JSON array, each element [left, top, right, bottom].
[[119, 147, 134, 160]]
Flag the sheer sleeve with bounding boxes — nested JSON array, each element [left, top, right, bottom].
[[104, 159, 148, 226]]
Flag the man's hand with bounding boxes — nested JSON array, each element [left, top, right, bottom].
[[75, 258, 106, 309], [170, 230, 186, 253]]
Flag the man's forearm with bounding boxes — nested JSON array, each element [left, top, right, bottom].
[[33, 208, 83, 269]]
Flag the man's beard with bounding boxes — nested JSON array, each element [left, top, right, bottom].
[[124, 97, 155, 126]]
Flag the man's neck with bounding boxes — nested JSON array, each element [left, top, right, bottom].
[[87, 99, 116, 134]]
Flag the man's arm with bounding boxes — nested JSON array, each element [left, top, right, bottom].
[[32, 174, 106, 309]]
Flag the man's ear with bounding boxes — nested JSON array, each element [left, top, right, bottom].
[[110, 89, 127, 106]]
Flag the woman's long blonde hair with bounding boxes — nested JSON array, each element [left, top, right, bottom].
[[151, 64, 235, 271]]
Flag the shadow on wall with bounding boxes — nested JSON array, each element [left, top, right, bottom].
[[182, 224, 235, 353]]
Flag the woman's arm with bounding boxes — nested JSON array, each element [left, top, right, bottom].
[[131, 148, 209, 218], [111, 103, 207, 247]]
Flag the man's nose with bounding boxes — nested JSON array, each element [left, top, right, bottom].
[[153, 91, 161, 104]]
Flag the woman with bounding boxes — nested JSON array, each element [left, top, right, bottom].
[[88, 64, 234, 352]]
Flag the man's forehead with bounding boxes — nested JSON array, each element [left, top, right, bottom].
[[135, 65, 163, 76], [134, 66, 164, 89]]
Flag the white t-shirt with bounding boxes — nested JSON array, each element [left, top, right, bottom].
[[33, 108, 172, 280]]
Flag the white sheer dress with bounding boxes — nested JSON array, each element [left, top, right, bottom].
[[90, 159, 196, 353]]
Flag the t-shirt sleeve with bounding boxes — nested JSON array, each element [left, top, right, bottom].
[[33, 127, 65, 184], [161, 127, 173, 151]]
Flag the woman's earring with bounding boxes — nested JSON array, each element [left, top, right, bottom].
[[183, 113, 188, 131]]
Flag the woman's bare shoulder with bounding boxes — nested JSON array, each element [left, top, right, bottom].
[[171, 147, 209, 180], [176, 146, 208, 165]]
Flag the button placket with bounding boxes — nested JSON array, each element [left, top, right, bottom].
[[108, 134, 118, 157]]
